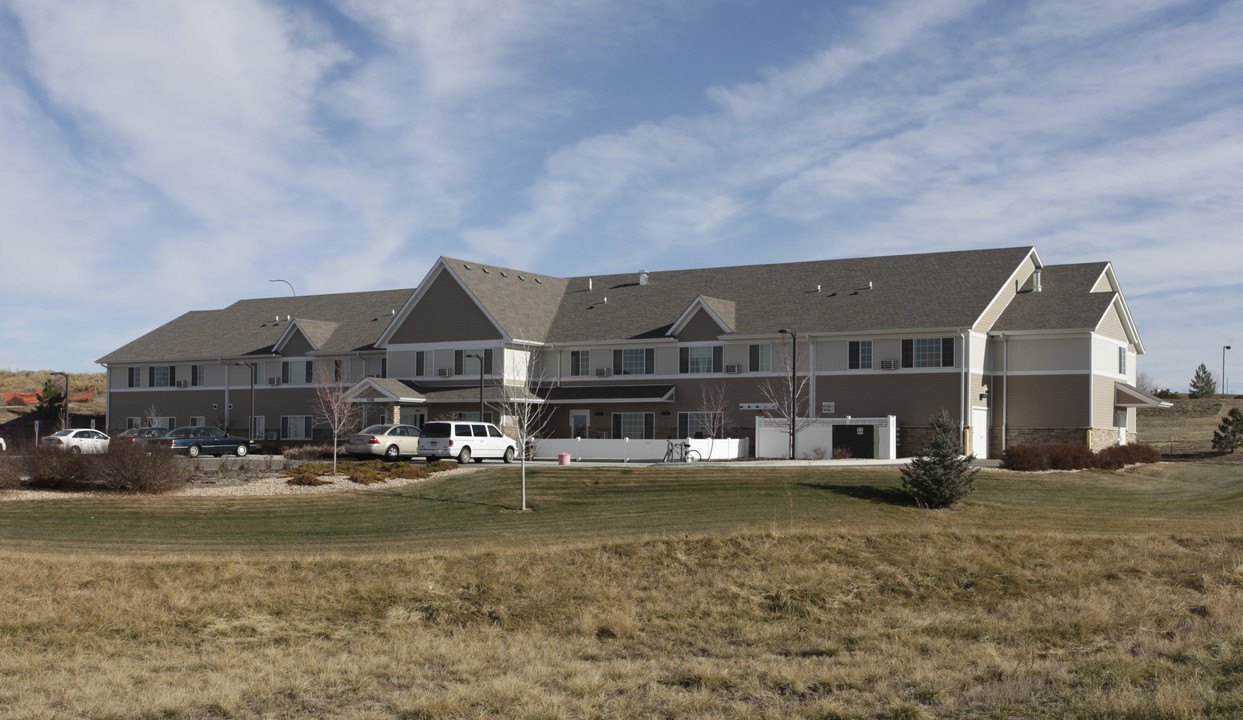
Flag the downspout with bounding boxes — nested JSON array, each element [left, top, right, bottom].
[[102, 363, 111, 432], [1001, 335, 1008, 452], [222, 358, 230, 432], [807, 333, 816, 418], [961, 329, 969, 451]]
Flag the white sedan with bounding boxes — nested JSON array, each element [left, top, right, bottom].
[[41, 429, 110, 454], [344, 424, 422, 460]]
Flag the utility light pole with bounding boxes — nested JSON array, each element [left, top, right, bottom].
[[1225, 346, 1232, 398], [268, 278, 296, 296], [778, 329, 796, 460]]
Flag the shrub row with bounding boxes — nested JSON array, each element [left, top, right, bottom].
[[285, 459, 456, 486], [1000, 443, 1162, 472], [9, 443, 185, 494]]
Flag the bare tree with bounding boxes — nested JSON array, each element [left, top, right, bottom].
[[491, 344, 554, 512], [312, 365, 362, 476], [756, 333, 817, 458], [696, 383, 731, 459], [1135, 371, 1158, 395], [143, 404, 163, 430]]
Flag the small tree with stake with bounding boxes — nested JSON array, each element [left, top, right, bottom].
[[900, 409, 979, 509], [312, 365, 361, 476], [1213, 408, 1243, 454]]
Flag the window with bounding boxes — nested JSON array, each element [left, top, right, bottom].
[[612, 412, 654, 439], [250, 416, 266, 440], [848, 340, 873, 370], [902, 338, 954, 368], [678, 412, 723, 439], [749, 344, 772, 372], [281, 416, 313, 440], [282, 360, 312, 384], [127, 367, 141, 388], [613, 348, 655, 375], [188, 416, 206, 427], [680, 346, 723, 374], [455, 349, 494, 375], [570, 350, 590, 377], [126, 416, 141, 429], [1119, 347, 1127, 375], [149, 365, 175, 387], [150, 416, 175, 430], [452, 411, 495, 422], [190, 364, 206, 387]]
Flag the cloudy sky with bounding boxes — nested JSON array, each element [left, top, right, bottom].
[[1, 0, 1240, 390]]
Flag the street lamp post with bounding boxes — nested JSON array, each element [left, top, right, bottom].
[[51, 371, 69, 430], [234, 362, 257, 438], [268, 279, 296, 296], [466, 353, 485, 421], [778, 329, 796, 460], [1224, 346, 1232, 398]]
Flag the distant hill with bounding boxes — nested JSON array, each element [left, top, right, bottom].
[[1138, 396, 1243, 458], [0, 369, 106, 398]]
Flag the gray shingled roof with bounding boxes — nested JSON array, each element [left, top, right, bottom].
[[98, 288, 416, 364], [448, 247, 1036, 342], [990, 263, 1116, 332]]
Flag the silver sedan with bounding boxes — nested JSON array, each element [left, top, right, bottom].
[[344, 424, 422, 460]]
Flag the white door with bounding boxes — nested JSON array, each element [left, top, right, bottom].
[[971, 407, 989, 460], [1116, 410, 1128, 445]]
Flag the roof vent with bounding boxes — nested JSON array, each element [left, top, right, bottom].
[[535, 277, 542, 284], [463, 264, 471, 270], [500, 271, 508, 277], [588, 278, 593, 291], [482, 267, 489, 274], [1033, 268, 1043, 293], [286, 315, 291, 321], [603, 297, 608, 304], [639, 271, 649, 286], [816, 284, 821, 293], [274, 315, 279, 322], [391, 309, 396, 316], [518, 275, 525, 281]]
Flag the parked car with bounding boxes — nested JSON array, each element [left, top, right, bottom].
[[115, 427, 169, 444], [344, 424, 422, 460], [41, 429, 110, 454], [158, 426, 254, 458], [417, 421, 517, 464]]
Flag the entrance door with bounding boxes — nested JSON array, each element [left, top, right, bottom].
[[400, 409, 426, 428], [971, 407, 989, 460], [570, 410, 590, 439], [1116, 410, 1128, 446]]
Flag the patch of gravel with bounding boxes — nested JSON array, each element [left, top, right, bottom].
[[0, 464, 478, 501]]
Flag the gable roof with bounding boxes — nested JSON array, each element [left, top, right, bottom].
[[437, 247, 1037, 342], [990, 262, 1145, 352], [668, 296, 737, 337], [98, 288, 416, 364]]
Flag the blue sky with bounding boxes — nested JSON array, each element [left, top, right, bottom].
[[1, 0, 1241, 391]]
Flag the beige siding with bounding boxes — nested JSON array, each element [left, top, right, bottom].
[[677, 311, 725, 342], [1092, 336, 1127, 375], [1092, 374, 1117, 431], [975, 253, 1036, 332], [389, 272, 502, 344], [654, 346, 678, 376], [1091, 271, 1112, 292], [1005, 336, 1090, 372], [1096, 303, 1128, 344], [815, 339, 849, 372], [996, 374, 1090, 427]]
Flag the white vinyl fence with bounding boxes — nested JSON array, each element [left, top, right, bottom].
[[532, 437, 749, 462]]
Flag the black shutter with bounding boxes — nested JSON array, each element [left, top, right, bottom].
[[749, 345, 760, 372], [677, 413, 688, 437], [304, 362, 313, 384], [942, 337, 954, 368], [570, 351, 580, 376], [303, 417, 313, 439], [415, 352, 424, 377], [169, 366, 176, 385], [849, 341, 860, 370], [613, 349, 623, 374], [679, 347, 689, 374], [281, 416, 289, 439], [713, 346, 723, 373], [484, 349, 493, 374], [902, 340, 913, 368], [382, 357, 387, 378], [282, 362, 290, 384], [454, 351, 463, 375], [612, 414, 622, 439], [644, 413, 654, 439], [645, 348, 655, 374], [148, 366, 155, 387]]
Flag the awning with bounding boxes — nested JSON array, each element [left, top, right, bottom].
[[1115, 382, 1172, 409], [544, 384, 676, 404]]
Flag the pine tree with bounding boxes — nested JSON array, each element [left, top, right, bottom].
[[1189, 363, 1217, 399], [900, 409, 979, 509], [34, 379, 66, 427], [1213, 408, 1243, 453]]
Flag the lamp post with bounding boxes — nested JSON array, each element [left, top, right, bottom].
[[778, 329, 796, 460], [234, 362, 257, 438], [51, 371, 69, 430], [1224, 346, 1232, 398], [268, 278, 296, 296], [466, 353, 485, 421]]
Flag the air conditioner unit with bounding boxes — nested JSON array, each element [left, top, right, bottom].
[[438, 368, 453, 377], [268, 377, 281, 386], [595, 368, 612, 377], [880, 360, 898, 370], [175, 380, 187, 388], [724, 363, 742, 374]]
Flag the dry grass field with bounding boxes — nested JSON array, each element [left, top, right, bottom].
[[3, 462, 1243, 719], [1138, 397, 1243, 458]]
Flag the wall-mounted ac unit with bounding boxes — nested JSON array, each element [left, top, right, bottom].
[[724, 363, 742, 374], [268, 377, 281, 386], [880, 360, 898, 370], [595, 368, 612, 377], [438, 368, 453, 377], [175, 380, 187, 388]]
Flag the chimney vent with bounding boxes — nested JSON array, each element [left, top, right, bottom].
[[1034, 268, 1043, 293], [639, 271, 649, 286], [588, 278, 593, 291]]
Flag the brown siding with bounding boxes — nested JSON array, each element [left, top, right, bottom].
[[996, 374, 1090, 428], [389, 272, 503, 344], [677, 310, 726, 342], [108, 387, 326, 437], [814, 373, 963, 427], [281, 332, 315, 357]]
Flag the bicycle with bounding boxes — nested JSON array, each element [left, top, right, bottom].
[[663, 439, 701, 463]]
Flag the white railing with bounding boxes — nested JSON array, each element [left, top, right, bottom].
[[531, 437, 749, 462]]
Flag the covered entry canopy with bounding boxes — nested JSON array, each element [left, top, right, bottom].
[[1115, 382, 1173, 409]]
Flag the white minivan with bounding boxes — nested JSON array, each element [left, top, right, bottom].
[[417, 421, 518, 464]]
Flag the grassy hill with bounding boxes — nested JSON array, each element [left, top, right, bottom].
[[3, 462, 1243, 718], [0, 369, 107, 443], [1138, 396, 1243, 457]]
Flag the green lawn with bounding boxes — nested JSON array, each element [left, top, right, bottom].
[[3, 461, 1240, 556]]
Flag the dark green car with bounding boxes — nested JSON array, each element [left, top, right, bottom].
[[158, 426, 255, 458]]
